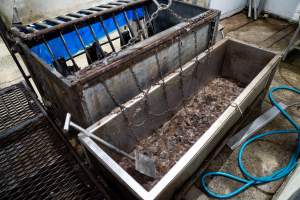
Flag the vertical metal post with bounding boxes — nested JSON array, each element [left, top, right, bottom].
[[248, 0, 252, 18], [123, 11, 136, 38], [99, 17, 116, 52], [257, 0, 266, 18], [59, 32, 79, 71], [143, 6, 155, 34], [87, 22, 105, 57], [74, 25, 93, 63], [253, 0, 257, 20], [43, 38, 65, 71], [112, 14, 125, 45], [133, 9, 146, 39]]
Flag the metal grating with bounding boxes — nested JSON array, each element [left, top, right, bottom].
[[0, 83, 41, 133], [0, 83, 109, 200], [11, 0, 144, 37]]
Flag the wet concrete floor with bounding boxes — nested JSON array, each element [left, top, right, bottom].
[[0, 39, 25, 89], [181, 12, 300, 200]]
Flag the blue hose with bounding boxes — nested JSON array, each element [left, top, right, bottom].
[[200, 85, 300, 199]]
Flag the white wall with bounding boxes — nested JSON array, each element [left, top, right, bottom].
[[264, 0, 300, 21], [208, 0, 299, 22], [209, 0, 247, 18]]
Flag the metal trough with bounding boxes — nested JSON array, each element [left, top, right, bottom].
[[78, 38, 281, 200], [4, 0, 220, 126]]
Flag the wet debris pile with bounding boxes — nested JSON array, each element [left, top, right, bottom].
[[119, 77, 244, 190]]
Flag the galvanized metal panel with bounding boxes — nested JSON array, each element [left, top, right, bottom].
[[79, 38, 280, 200]]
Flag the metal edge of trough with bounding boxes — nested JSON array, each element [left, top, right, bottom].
[[75, 8, 220, 85], [78, 38, 281, 199]]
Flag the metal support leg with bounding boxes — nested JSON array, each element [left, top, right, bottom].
[[249, 0, 263, 20], [248, 0, 252, 18], [253, 0, 257, 20]]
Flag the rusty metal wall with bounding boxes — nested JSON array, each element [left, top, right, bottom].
[[81, 24, 211, 123], [13, 1, 220, 127]]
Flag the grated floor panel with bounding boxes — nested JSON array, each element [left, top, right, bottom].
[[0, 83, 109, 200], [0, 83, 40, 133]]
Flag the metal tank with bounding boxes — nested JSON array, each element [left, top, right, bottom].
[[78, 38, 281, 200], [1, 0, 220, 126]]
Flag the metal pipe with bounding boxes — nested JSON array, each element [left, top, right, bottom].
[[46, 19, 65, 25], [59, 32, 78, 70], [99, 17, 116, 52], [43, 38, 63, 69], [257, 0, 266, 17], [74, 25, 93, 63], [253, 0, 257, 20], [80, 10, 95, 15], [89, 7, 103, 11], [69, 121, 135, 160], [112, 14, 125, 45], [133, 9, 146, 39], [35, 22, 51, 29], [143, 6, 155, 34], [123, 11, 136, 38], [248, 0, 252, 18]]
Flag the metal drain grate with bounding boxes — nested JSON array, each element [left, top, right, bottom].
[[0, 119, 104, 200], [0, 83, 41, 133], [0, 83, 109, 200]]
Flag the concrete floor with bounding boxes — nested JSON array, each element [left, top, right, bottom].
[[181, 12, 300, 200], [0, 11, 299, 200], [0, 39, 25, 89]]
